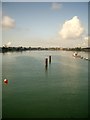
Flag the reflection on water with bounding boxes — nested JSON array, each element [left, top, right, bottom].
[[2, 51, 88, 118]]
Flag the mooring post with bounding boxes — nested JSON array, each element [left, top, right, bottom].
[[49, 56, 51, 64], [45, 58, 48, 69]]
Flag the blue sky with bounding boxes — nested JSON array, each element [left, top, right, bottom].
[[2, 0, 90, 2], [1, 2, 88, 47]]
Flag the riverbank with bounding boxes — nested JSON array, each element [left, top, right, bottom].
[[0, 46, 90, 53]]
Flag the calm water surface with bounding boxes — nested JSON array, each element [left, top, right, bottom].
[[2, 51, 88, 118], [0, 54, 2, 119]]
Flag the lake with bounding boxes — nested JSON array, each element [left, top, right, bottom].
[[2, 51, 88, 118]]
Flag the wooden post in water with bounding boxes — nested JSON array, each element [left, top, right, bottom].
[[49, 56, 51, 64], [45, 58, 48, 69]]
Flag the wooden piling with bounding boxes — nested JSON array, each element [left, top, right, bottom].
[[45, 58, 48, 69], [49, 56, 51, 63]]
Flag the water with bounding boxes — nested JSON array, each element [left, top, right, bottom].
[[2, 51, 88, 118], [0, 54, 2, 119]]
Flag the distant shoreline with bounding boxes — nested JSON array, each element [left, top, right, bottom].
[[0, 46, 90, 53]]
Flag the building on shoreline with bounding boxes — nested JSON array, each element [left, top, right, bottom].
[[0, 46, 90, 53]]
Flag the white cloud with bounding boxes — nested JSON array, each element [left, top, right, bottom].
[[0, 11, 2, 22], [84, 36, 88, 41], [1, 16, 15, 29], [7, 42, 11, 46], [52, 2, 62, 10], [83, 36, 90, 47], [3, 42, 12, 47], [59, 16, 84, 40]]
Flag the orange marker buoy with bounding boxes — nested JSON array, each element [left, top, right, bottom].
[[4, 79, 8, 84]]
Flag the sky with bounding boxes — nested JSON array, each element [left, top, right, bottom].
[[0, 2, 88, 48], [1, 0, 90, 2]]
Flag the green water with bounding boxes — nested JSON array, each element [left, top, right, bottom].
[[2, 51, 88, 118], [0, 54, 2, 119]]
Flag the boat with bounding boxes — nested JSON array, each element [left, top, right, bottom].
[[73, 52, 81, 58], [73, 52, 78, 57]]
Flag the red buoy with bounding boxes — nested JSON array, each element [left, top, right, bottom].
[[4, 79, 8, 84]]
